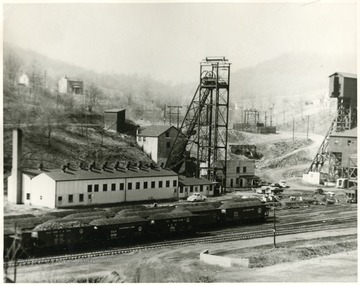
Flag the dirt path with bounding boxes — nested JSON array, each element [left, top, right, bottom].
[[257, 131, 325, 189]]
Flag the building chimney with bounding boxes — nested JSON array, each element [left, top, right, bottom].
[[114, 161, 120, 170], [66, 162, 71, 170], [8, 129, 23, 204], [38, 163, 44, 171], [126, 161, 131, 170], [160, 162, 165, 169], [61, 165, 67, 173], [102, 161, 108, 171], [79, 162, 83, 170], [138, 161, 143, 170]]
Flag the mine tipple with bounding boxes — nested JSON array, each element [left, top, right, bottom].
[[4, 200, 270, 256]]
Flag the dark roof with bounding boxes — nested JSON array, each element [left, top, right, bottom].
[[22, 169, 45, 178], [178, 176, 213, 186], [219, 200, 263, 209], [137, 125, 177, 137], [65, 76, 83, 82], [104, 109, 126, 113], [330, 128, 357, 138], [329, 72, 357, 79], [32, 167, 177, 182]]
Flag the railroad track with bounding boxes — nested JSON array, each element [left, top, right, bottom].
[[6, 216, 356, 267]]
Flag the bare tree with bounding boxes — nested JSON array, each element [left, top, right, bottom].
[[4, 51, 21, 86], [88, 83, 102, 112]]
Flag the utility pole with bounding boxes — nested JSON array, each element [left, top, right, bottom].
[[306, 115, 310, 139], [292, 118, 295, 142], [167, 105, 182, 128], [264, 111, 267, 127], [273, 207, 277, 248]]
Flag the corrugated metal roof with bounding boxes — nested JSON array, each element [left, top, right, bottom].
[[34, 167, 177, 182], [104, 109, 126, 113], [329, 72, 357, 79], [330, 128, 357, 138], [22, 169, 46, 178], [178, 176, 213, 186], [137, 125, 176, 137]]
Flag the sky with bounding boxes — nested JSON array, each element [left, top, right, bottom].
[[3, 1, 358, 84]]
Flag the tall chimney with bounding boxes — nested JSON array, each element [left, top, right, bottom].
[[8, 129, 22, 204]]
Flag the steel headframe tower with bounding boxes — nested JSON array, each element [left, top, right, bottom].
[[307, 72, 357, 181], [166, 57, 230, 188]]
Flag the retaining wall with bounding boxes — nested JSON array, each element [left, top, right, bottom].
[[200, 249, 249, 268]]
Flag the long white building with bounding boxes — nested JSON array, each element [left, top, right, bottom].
[[10, 165, 179, 208]]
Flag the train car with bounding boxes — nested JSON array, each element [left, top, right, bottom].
[[147, 209, 198, 237], [89, 216, 148, 244], [218, 200, 270, 225], [177, 204, 221, 228], [31, 218, 96, 251]]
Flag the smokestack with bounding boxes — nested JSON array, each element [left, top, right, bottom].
[[8, 129, 23, 204]]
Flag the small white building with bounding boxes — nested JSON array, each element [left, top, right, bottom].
[[18, 73, 29, 86], [9, 164, 179, 208], [136, 125, 182, 165], [178, 176, 215, 198], [58, 75, 84, 94]]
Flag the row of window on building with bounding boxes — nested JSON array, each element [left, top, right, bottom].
[[86, 180, 177, 193]]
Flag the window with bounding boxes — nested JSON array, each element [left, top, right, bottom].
[[151, 181, 156, 188], [58, 196, 62, 202], [128, 182, 132, 190], [236, 167, 240, 173], [159, 181, 163, 188], [180, 188, 183, 193], [166, 142, 171, 148], [136, 182, 140, 189], [236, 178, 240, 185], [190, 187, 193, 193], [143, 137, 146, 142], [166, 180, 170, 187], [103, 184, 108, 192], [79, 194, 84, 202], [348, 140, 353, 146], [173, 180, 177, 187], [111, 183, 116, 191], [120, 183, 124, 191], [144, 181, 148, 189], [138, 136, 141, 142], [40, 196, 42, 200], [87, 185, 92, 193], [26, 193, 30, 200], [243, 167, 247, 173], [166, 131, 170, 137], [88, 194, 92, 200], [94, 184, 99, 192], [200, 187, 203, 192], [68, 195, 73, 203]]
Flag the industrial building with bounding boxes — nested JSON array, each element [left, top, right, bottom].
[[178, 176, 215, 198], [58, 75, 84, 95], [136, 125, 182, 165], [15, 164, 178, 208], [7, 128, 218, 208], [104, 109, 126, 132], [214, 158, 259, 188], [304, 72, 357, 187]]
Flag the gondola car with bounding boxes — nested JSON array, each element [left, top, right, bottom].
[[89, 216, 148, 244], [219, 200, 270, 224], [177, 204, 221, 228], [147, 209, 198, 236]]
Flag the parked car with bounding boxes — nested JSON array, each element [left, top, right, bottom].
[[187, 193, 207, 202]]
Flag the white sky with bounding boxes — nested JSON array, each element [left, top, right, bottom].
[[3, 2, 358, 83]]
